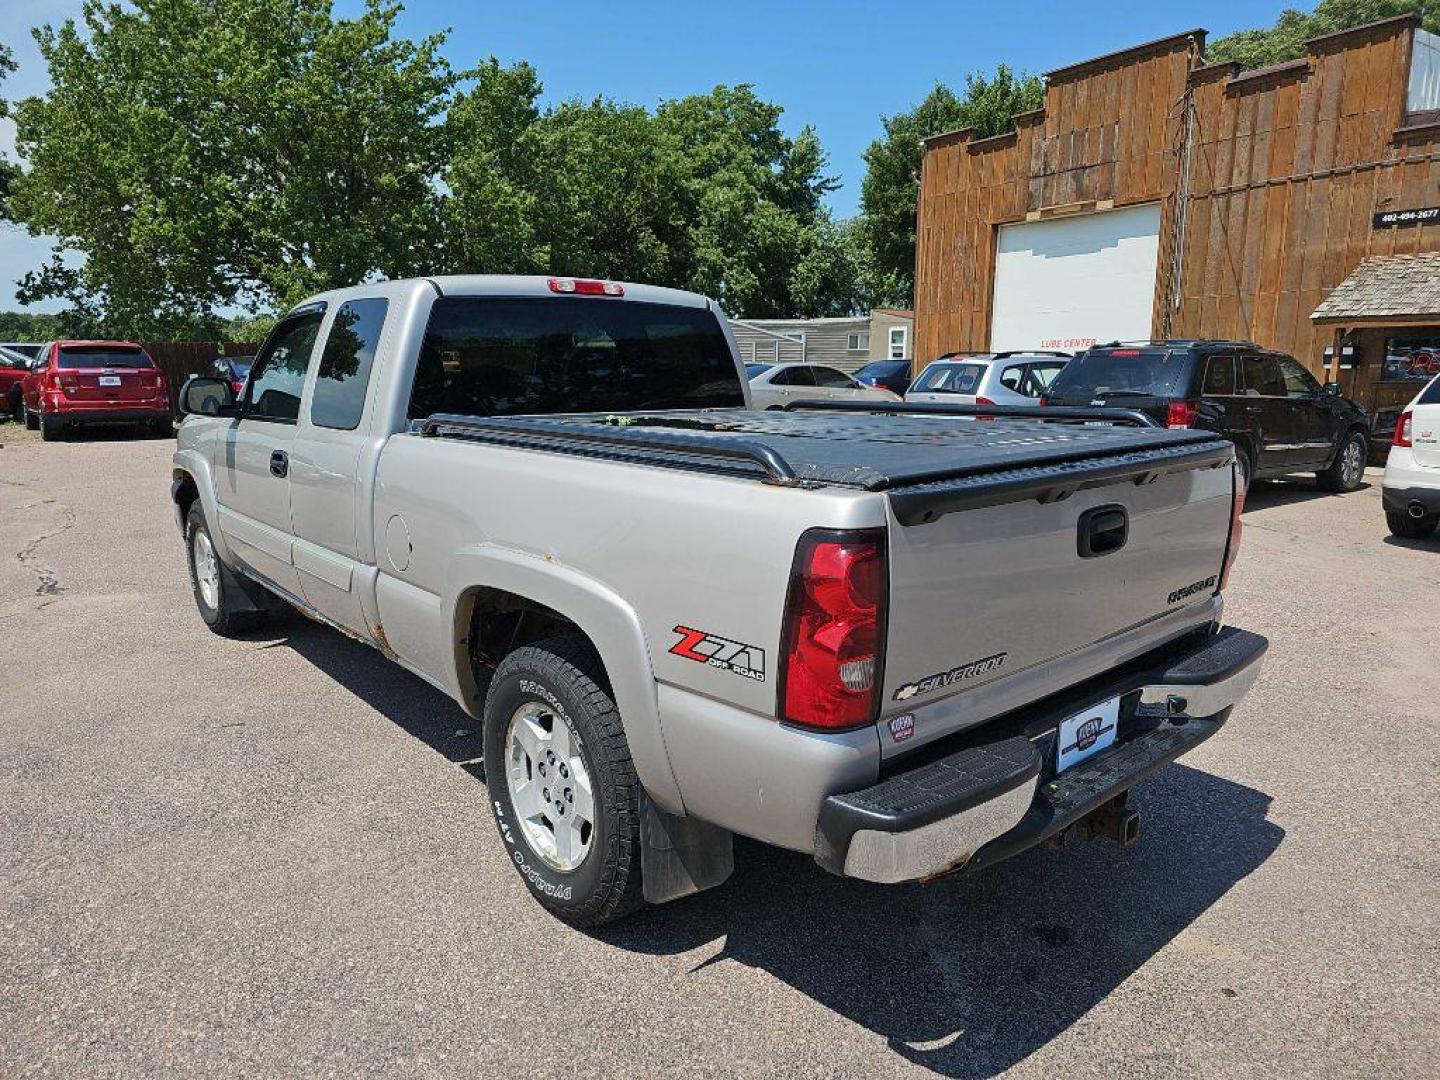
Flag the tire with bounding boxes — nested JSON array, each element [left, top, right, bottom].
[[1386, 508, 1439, 539], [24, 403, 38, 430], [1319, 429, 1367, 493], [483, 634, 644, 927], [8, 392, 20, 423], [38, 413, 62, 441], [149, 418, 173, 438], [184, 502, 261, 636]]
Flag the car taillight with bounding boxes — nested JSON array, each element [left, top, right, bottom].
[[1038, 395, 1050, 407], [40, 369, 61, 391], [780, 528, 887, 731], [548, 277, 623, 296], [1166, 400, 1198, 429], [975, 396, 995, 405], [1394, 410, 1413, 448], [1219, 462, 1246, 591]]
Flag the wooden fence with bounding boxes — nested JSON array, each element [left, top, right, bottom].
[[142, 341, 261, 407]]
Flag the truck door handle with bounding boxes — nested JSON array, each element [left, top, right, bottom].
[[1077, 504, 1128, 558], [270, 450, 289, 478], [1244, 406, 1261, 415]]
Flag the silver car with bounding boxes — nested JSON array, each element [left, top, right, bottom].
[[906, 351, 1070, 407], [748, 361, 900, 410]]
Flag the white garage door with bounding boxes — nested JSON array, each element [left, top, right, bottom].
[[990, 203, 1162, 353]]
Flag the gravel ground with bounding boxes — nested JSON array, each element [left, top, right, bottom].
[[1, 429, 1436, 1079]]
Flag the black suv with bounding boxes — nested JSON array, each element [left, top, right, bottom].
[[1042, 340, 1371, 491]]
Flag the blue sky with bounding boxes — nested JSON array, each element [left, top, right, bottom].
[[1, 0, 1294, 314]]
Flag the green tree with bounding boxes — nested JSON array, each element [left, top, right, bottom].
[[859, 66, 1044, 308], [1208, 0, 1440, 68], [10, 0, 457, 337], [443, 79, 861, 317], [0, 44, 15, 219]]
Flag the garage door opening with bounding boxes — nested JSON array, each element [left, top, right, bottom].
[[990, 203, 1162, 352]]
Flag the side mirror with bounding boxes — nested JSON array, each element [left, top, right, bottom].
[[1323, 381, 1341, 396], [179, 375, 236, 417]]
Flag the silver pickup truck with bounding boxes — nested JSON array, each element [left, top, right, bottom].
[[172, 276, 1267, 927]]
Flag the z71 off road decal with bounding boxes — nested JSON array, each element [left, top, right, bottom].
[[893, 651, 1008, 702], [670, 626, 766, 682]]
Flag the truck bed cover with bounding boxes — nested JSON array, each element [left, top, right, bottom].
[[421, 408, 1233, 522]]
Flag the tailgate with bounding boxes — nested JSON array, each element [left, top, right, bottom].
[[1412, 400, 1440, 469], [69, 368, 156, 402], [880, 445, 1235, 752]]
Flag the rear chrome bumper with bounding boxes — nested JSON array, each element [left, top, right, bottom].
[[815, 626, 1268, 883]]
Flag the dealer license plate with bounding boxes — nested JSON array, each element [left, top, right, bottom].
[[1056, 695, 1120, 773], [98, 375, 122, 386]]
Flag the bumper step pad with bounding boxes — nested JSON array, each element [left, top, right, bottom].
[[814, 736, 1040, 874]]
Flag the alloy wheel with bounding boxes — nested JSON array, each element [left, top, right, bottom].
[[192, 528, 221, 611], [504, 701, 596, 872]]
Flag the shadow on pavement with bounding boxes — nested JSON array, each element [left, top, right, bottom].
[[272, 617, 1282, 1079], [1242, 478, 1362, 514]]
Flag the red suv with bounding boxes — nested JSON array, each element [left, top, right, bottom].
[[21, 341, 172, 440]]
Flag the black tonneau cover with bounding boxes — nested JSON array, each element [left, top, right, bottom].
[[420, 408, 1234, 522]]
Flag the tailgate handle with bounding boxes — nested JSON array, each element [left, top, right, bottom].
[[1078, 505, 1128, 558]]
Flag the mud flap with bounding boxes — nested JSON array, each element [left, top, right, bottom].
[[640, 797, 734, 904]]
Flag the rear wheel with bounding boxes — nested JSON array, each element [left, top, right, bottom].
[[185, 502, 261, 636], [38, 413, 62, 441], [1233, 445, 1252, 494], [24, 403, 39, 431], [483, 635, 644, 927], [8, 392, 20, 423], [1386, 508, 1439, 539], [1319, 430, 1367, 492]]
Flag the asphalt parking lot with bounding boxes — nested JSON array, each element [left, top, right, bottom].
[[1, 429, 1437, 1079]]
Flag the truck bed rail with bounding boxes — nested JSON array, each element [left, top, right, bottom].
[[418, 413, 803, 486], [782, 399, 1159, 428]]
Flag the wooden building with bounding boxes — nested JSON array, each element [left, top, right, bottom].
[[914, 15, 1440, 416]]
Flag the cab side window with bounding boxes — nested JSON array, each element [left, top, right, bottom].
[[1239, 353, 1286, 397], [310, 298, 389, 430], [244, 310, 324, 422], [776, 366, 815, 387], [1279, 357, 1320, 398], [1202, 355, 1237, 395]]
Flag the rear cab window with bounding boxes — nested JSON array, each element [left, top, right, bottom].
[[58, 345, 153, 369], [407, 297, 744, 420], [1046, 347, 1190, 399]]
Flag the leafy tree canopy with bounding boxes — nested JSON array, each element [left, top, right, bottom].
[[9, 3, 866, 331], [1207, 0, 1440, 68], [10, 0, 456, 338], [858, 66, 1043, 308]]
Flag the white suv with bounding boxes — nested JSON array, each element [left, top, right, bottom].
[[905, 351, 1070, 407], [1382, 373, 1440, 539]]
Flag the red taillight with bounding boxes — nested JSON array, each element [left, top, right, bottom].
[[232, 380, 245, 396], [1109, 349, 1141, 357], [548, 277, 623, 296], [1394, 410, 1413, 448], [975, 396, 995, 405], [1038, 395, 1050, 407], [1166, 400, 1198, 429], [40, 369, 61, 391], [780, 528, 887, 731], [1219, 462, 1246, 590]]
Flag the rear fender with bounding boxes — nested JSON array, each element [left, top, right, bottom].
[[444, 545, 685, 814]]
